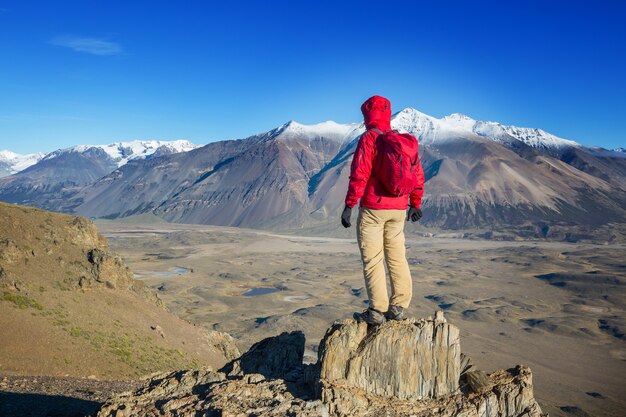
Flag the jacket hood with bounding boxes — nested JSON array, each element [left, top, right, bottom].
[[361, 95, 392, 131]]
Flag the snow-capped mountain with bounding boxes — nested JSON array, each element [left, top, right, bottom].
[[42, 140, 200, 168], [292, 107, 594, 159], [1, 111, 624, 239], [0, 150, 46, 178]]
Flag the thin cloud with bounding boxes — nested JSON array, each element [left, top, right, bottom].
[[49, 36, 122, 56]]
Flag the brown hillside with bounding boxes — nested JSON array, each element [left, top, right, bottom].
[[0, 202, 239, 379]]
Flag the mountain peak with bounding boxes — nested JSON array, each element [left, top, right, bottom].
[[276, 120, 360, 141], [442, 113, 475, 122], [391, 108, 438, 136], [393, 107, 433, 118], [440, 113, 478, 132]]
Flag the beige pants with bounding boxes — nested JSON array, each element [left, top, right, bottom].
[[357, 208, 412, 312]]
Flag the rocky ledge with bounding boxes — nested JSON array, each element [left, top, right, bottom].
[[97, 312, 547, 417]]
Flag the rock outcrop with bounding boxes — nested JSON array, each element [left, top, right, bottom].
[[97, 313, 547, 417], [320, 365, 544, 417], [319, 312, 460, 401]]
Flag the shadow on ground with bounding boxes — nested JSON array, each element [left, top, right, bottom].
[[0, 392, 101, 417]]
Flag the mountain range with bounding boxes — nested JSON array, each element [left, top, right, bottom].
[[0, 140, 198, 208], [1, 109, 624, 239], [0, 140, 198, 178]]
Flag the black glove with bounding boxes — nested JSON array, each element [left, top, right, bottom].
[[341, 205, 352, 228], [407, 206, 422, 222]]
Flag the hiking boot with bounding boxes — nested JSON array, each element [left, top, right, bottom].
[[353, 308, 386, 325], [385, 305, 405, 321]]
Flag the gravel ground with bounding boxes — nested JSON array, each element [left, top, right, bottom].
[[0, 375, 141, 417]]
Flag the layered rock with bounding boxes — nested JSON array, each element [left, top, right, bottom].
[[318, 312, 460, 401], [97, 368, 327, 417], [97, 313, 547, 417], [320, 365, 544, 417]]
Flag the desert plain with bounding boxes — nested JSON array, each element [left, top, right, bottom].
[[97, 222, 626, 417]]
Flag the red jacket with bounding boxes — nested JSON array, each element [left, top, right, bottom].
[[345, 95, 425, 210]]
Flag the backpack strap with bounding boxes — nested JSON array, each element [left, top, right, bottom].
[[370, 128, 384, 135]]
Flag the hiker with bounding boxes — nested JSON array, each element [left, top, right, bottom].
[[341, 95, 425, 325]]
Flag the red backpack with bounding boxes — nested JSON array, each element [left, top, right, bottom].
[[371, 128, 420, 197]]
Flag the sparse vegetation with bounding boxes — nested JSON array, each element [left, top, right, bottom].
[[61, 322, 196, 376], [2, 292, 44, 310], [70, 327, 83, 337], [54, 275, 76, 291], [51, 304, 70, 327]]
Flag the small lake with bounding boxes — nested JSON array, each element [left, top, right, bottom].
[[242, 287, 281, 297], [150, 267, 191, 278]]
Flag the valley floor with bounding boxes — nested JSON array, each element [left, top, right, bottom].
[[93, 223, 626, 417]]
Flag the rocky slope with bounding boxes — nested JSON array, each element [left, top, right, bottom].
[[97, 312, 546, 416], [0, 202, 238, 379]]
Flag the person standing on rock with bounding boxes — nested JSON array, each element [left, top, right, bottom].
[[341, 95, 425, 325]]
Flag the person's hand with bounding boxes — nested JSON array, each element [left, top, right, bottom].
[[341, 206, 352, 228], [407, 206, 422, 222]]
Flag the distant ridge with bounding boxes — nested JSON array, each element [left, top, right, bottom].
[[41, 139, 200, 168]]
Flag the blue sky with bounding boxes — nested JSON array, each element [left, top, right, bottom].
[[0, 0, 625, 153]]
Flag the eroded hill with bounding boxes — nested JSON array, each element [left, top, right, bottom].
[[0, 202, 239, 379]]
